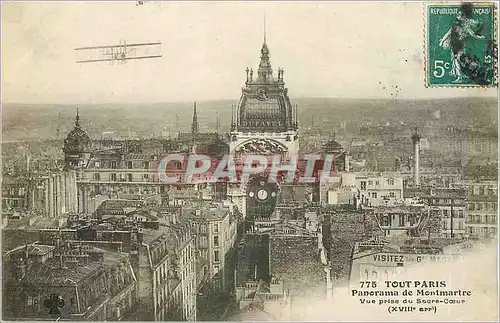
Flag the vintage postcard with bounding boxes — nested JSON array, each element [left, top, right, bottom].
[[1, 1, 498, 322]]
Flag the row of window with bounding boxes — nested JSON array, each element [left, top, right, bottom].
[[188, 222, 219, 235], [94, 161, 152, 169], [93, 173, 151, 182], [431, 209, 465, 218], [198, 235, 220, 248], [369, 192, 396, 198], [467, 226, 497, 235], [442, 221, 465, 230], [360, 179, 396, 190], [428, 198, 463, 205], [470, 186, 497, 196], [467, 214, 497, 224], [3, 187, 26, 197], [468, 202, 497, 212]]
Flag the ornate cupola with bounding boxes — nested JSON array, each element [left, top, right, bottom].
[[63, 109, 91, 169], [234, 31, 298, 134], [257, 37, 273, 83]]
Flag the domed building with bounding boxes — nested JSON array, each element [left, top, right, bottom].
[[63, 110, 91, 169], [228, 35, 299, 220], [230, 38, 299, 154]]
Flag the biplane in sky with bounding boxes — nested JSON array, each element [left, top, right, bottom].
[[75, 40, 162, 64]]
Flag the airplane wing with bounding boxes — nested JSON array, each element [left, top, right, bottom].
[[75, 42, 162, 63]]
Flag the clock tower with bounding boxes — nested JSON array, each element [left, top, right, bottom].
[[228, 35, 299, 220]]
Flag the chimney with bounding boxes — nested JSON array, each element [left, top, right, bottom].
[[411, 128, 421, 186]]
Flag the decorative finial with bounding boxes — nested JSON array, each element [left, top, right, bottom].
[[264, 13, 267, 45]]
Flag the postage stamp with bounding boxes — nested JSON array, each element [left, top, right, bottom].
[[426, 2, 497, 87]]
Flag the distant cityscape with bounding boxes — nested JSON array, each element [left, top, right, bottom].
[[2, 37, 498, 321]]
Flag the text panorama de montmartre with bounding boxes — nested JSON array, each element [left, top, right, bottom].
[[351, 289, 472, 297]]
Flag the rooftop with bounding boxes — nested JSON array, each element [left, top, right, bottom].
[[183, 203, 231, 221], [11, 246, 128, 286]]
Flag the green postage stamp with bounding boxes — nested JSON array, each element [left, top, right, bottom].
[[426, 2, 497, 87]]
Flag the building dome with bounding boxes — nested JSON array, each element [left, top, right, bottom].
[[63, 110, 91, 153], [236, 41, 297, 133], [323, 139, 343, 153]]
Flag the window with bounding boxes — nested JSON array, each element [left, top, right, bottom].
[[477, 203, 482, 211], [389, 192, 395, 198], [399, 215, 405, 227], [95, 160, 101, 168], [388, 179, 395, 185], [361, 181, 367, 190], [372, 192, 377, 198], [110, 173, 117, 181], [143, 174, 150, 181], [127, 174, 133, 182], [94, 173, 100, 181], [214, 250, 220, 262], [368, 181, 373, 185], [469, 203, 475, 211], [213, 265, 219, 274], [213, 223, 219, 233], [479, 187, 485, 195], [27, 295, 37, 306], [127, 161, 133, 169], [201, 224, 207, 233], [199, 236, 208, 248], [111, 161, 117, 169], [375, 181, 380, 185], [144, 161, 150, 169], [213, 235, 219, 247], [493, 203, 497, 211]]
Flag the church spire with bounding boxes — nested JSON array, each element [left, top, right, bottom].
[[75, 108, 80, 128], [191, 102, 199, 135]]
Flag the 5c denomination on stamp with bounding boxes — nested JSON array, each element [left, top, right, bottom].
[[426, 2, 497, 87]]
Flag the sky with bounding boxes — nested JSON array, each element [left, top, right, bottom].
[[1, 1, 498, 104]]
